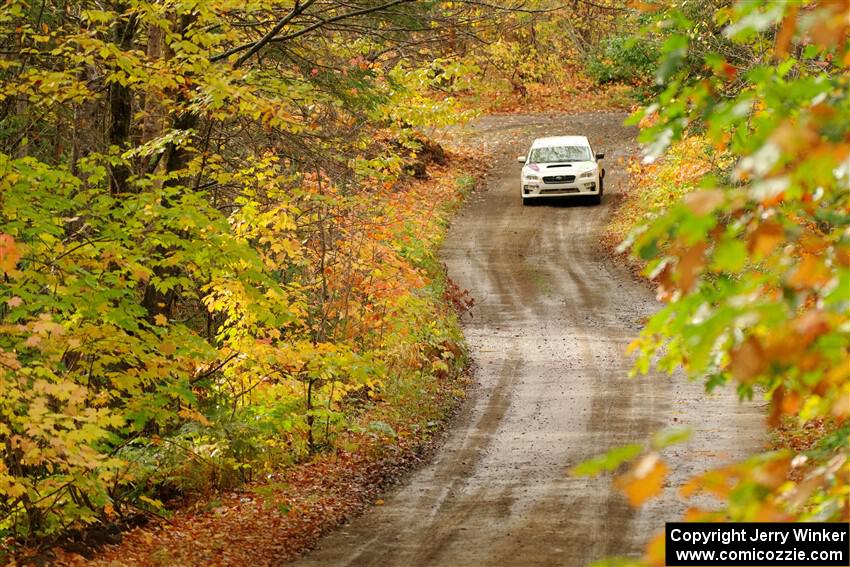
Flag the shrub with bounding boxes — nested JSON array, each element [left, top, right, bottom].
[[585, 36, 660, 85]]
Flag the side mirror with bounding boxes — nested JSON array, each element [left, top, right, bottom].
[[517, 155, 526, 164], [595, 152, 605, 160]]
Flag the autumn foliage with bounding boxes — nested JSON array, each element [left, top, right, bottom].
[[0, 0, 496, 556], [581, 1, 849, 564]]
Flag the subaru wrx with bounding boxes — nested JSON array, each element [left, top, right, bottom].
[[517, 136, 605, 205]]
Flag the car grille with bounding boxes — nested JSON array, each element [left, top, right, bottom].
[[542, 175, 575, 184]]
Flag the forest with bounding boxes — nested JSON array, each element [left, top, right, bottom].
[[0, 0, 847, 565]]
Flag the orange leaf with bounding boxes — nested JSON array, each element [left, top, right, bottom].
[[628, 0, 662, 12], [0, 233, 20, 273], [769, 386, 785, 427], [774, 7, 799, 60], [781, 391, 802, 415], [752, 456, 791, 489], [729, 336, 767, 383], [684, 189, 724, 216], [615, 453, 668, 507], [680, 476, 703, 499], [645, 531, 666, 567], [787, 255, 831, 288], [748, 221, 784, 259], [676, 242, 708, 292]]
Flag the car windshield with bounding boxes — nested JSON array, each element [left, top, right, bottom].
[[529, 145, 591, 163]]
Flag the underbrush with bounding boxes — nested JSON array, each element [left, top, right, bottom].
[[605, 134, 727, 249], [466, 75, 640, 114], [584, 36, 659, 87]]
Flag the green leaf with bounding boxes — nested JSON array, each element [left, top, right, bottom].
[[712, 239, 747, 273], [571, 444, 643, 477], [652, 426, 692, 450]]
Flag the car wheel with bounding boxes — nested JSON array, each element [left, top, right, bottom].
[[591, 193, 602, 205], [599, 176, 604, 196], [522, 196, 530, 206]]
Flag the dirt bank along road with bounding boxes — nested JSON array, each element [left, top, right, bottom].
[[290, 113, 763, 566]]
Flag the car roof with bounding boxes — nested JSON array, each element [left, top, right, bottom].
[[531, 136, 590, 148]]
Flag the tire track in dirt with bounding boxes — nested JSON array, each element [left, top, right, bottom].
[[287, 112, 763, 567]]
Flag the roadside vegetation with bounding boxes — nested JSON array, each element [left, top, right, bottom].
[[0, 0, 630, 562], [589, 1, 849, 564], [607, 134, 729, 250], [0, 1, 490, 560]]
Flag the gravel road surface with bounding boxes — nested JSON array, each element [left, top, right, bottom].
[[289, 112, 763, 567]]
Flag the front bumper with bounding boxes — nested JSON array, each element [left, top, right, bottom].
[[522, 180, 598, 198]]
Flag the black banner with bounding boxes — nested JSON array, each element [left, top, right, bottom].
[[666, 522, 849, 566]]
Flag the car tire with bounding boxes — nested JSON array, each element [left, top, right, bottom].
[[591, 193, 602, 205], [522, 196, 530, 206]]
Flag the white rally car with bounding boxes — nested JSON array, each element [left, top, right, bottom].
[[517, 136, 605, 205]]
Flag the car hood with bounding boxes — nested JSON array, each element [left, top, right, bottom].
[[524, 161, 597, 176]]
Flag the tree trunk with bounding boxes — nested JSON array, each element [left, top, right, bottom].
[[141, 14, 198, 323], [107, 6, 137, 196]]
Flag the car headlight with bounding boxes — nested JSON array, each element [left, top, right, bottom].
[[579, 170, 596, 178], [524, 174, 539, 180]]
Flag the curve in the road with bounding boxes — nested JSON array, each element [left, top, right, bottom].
[[287, 112, 763, 567]]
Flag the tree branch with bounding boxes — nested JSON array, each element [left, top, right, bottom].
[[270, 0, 416, 44], [211, 0, 316, 63]]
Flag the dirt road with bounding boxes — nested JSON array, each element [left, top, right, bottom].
[[289, 113, 763, 566]]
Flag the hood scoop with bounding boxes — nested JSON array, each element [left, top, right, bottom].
[[546, 163, 573, 168]]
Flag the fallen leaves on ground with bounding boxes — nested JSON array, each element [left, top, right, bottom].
[[54, 440, 429, 567]]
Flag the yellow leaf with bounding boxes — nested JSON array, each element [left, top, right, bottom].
[[178, 407, 211, 426], [154, 314, 167, 326], [139, 494, 163, 510]]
